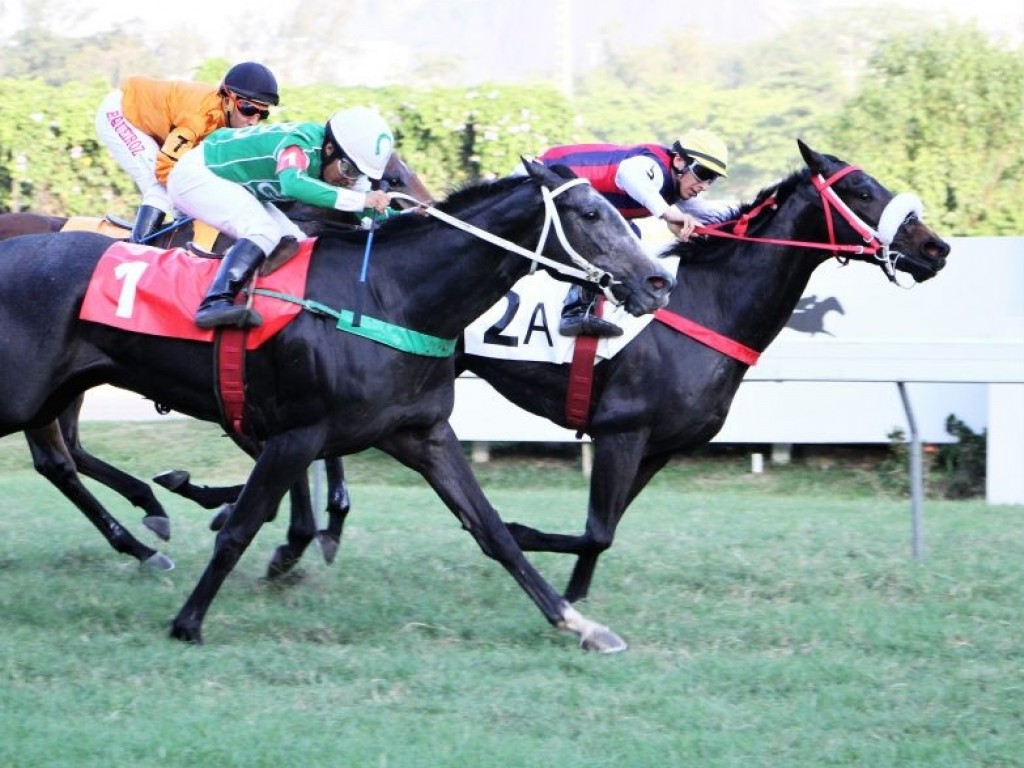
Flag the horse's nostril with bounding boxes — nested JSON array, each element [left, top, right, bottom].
[[649, 276, 670, 291], [926, 239, 951, 259]]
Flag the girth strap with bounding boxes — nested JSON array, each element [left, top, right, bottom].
[[215, 327, 249, 436], [564, 296, 605, 433]]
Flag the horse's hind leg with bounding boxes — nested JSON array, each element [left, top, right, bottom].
[[507, 438, 667, 604], [266, 478, 318, 580], [24, 423, 174, 571], [562, 448, 669, 603], [58, 396, 172, 542], [152, 469, 244, 510], [316, 456, 351, 564], [151, 468, 244, 532]]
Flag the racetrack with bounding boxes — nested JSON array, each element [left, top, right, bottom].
[[1, 422, 1021, 766]]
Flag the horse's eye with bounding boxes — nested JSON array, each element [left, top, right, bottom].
[[582, 210, 600, 221]]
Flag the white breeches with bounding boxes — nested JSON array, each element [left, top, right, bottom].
[[167, 147, 305, 257], [95, 90, 174, 215]]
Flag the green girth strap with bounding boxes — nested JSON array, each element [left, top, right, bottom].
[[250, 288, 457, 358]]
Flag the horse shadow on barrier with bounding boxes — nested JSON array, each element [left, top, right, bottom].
[[785, 294, 845, 336]]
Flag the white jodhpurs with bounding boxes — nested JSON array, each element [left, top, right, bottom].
[[167, 147, 305, 257], [95, 90, 174, 216]]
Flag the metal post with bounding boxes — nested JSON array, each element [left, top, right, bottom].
[[309, 459, 325, 530], [581, 441, 593, 478], [897, 382, 924, 560]]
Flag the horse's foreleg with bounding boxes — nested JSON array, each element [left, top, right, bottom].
[[24, 424, 174, 571], [59, 397, 172, 542], [171, 430, 323, 644], [379, 423, 627, 653], [317, 456, 351, 564]]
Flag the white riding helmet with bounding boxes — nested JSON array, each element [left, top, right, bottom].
[[325, 107, 394, 180]]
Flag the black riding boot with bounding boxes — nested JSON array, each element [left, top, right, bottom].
[[129, 204, 166, 244], [558, 284, 623, 338], [194, 238, 266, 329]]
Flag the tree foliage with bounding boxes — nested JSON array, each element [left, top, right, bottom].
[[0, 19, 1019, 235], [825, 24, 1024, 235]]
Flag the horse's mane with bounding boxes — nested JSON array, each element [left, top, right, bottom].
[[315, 175, 530, 247], [661, 165, 811, 263], [429, 175, 527, 214]]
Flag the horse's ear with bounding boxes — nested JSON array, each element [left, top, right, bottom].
[[546, 163, 578, 180], [797, 139, 826, 174], [522, 157, 577, 184], [522, 156, 549, 181]]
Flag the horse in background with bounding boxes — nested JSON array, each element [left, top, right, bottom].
[[459, 140, 948, 603]]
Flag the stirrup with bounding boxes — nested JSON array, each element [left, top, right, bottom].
[[195, 303, 263, 329], [560, 314, 623, 338]]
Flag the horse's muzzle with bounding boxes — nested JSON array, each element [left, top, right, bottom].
[[616, 269, 676, 316], [893, 220, 951, 282]]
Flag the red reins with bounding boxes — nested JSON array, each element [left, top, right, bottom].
[[694, 165, 883, 261]]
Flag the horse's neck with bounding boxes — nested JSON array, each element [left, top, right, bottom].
[[672, 239, 827, 354], [383, 225, 535, 339]]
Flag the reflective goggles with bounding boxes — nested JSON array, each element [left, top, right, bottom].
[[231, 95, 271, 120], [334, 153, 361, 181], [683, 161, 721, 184]]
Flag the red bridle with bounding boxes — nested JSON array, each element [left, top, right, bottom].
[[695, 165, 886, 261]]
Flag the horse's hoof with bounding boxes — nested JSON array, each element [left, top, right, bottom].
[[209, 504, 232, 531], [169, 622, 202, 644], [579, 626, 628, 654], [143, 515, 172, 542], [153, 469, 190, 491], [266, 546, 298, 580], [141, 552, 175, 572], [316, 531, 340, 564]]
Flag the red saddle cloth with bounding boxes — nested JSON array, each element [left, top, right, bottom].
[[79, 240, 315, 349]]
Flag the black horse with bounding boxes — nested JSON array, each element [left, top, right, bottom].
[[170, 139, 949, 606], [0, 161, 673, 649], [4, 153, 437, 572], [460, 140, 949, 602]]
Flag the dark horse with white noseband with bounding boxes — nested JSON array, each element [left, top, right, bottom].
[[463, 140, 949, 602], [194, 139, 947, 618], [0, 161, 673, 649]]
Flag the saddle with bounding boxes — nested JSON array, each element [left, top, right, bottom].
[[187, 235, 302, 277]]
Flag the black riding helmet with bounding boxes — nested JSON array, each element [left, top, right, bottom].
[[220, 62, 279, 106]]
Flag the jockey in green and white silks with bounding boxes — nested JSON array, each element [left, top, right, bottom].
[[167, 106, 395, 329]]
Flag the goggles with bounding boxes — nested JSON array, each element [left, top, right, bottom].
[[684, 161, 721, 184], [231, 94, 271, 120], [334, 152, 361, 181]]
